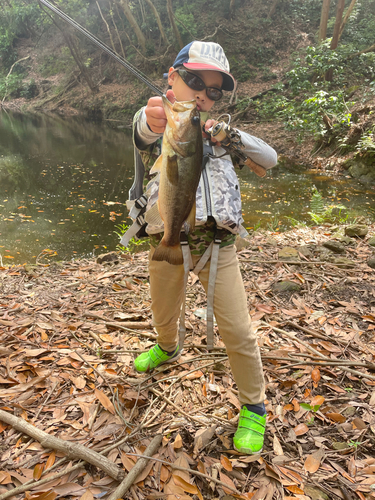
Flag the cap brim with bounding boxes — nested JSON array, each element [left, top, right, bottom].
[[182, 62, 236, 92]]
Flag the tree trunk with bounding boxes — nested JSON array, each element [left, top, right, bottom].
[[229, 0, 236, 19], [96, 1, 117, 54], [40, 3, 98, 93], [338, 0, 357, 42], [143, 0, 168, 45], [319, 0, 331, 42], [118, 0, 146, 53], [326, 0, 345, 81], [267, 0, 280, 19], [166, 0, 184, 50]]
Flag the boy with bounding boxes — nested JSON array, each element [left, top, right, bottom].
[[130, 41, 277, 454]]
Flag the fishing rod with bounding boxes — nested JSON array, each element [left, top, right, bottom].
[[38, 0, 267, 177], [38, 0, 163, 97]]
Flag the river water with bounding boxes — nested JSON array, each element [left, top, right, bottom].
[[0, 111, 374, 265]]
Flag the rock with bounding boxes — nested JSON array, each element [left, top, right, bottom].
[[265, 237, 278, 247], [332, 257, 356, 268], [304, 486, 329, 500], [273, 281, 301, 293], [368, 236, 375, 247], [297, 245, 313, 258], [340, 236, 355, 246], [348, 163, 370, 179], [367, 257, 375, 269], [96, 251, 120, 264], [345, 225, 368, 237], [322, 240, 346, 254], [235, 235, 251, 251], [278, 246, 299, 261]]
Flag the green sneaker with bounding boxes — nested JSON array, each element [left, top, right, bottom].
[[134, 344, 181, 373], [233, 407, 266, 454]]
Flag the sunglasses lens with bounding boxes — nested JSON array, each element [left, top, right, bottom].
[[178, 70, 223, 101], [181, 71, 205, 91], [206, 88, 223, 101]]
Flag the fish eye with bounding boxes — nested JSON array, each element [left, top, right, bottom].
[[191, 115, 200, 126]]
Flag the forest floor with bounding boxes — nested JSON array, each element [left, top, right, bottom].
[[1, 223, 375, 500]]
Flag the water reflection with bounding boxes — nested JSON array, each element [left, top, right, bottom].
[[0, 111, 374, 265], [0, 111, 134, 264]]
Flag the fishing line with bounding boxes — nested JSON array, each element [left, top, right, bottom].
[[38, 0, 164, 97]]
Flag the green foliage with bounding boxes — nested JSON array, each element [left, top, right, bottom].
[[0, 73, 23, 100], [356, 129, 375, 157], [114, 222, 149, 253], [300, 402, 322, 413], [308, 186, 348, 225]]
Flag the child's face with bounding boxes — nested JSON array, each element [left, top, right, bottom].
[[168, 68, 223, 113]]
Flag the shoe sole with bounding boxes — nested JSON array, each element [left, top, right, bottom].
[[234, 443, 263, 455], [135, 350, 182, 373]]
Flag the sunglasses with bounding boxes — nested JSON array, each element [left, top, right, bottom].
[[176, 69, 223, 101]]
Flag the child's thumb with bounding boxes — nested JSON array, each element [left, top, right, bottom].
[[166, 89, 176, 103]]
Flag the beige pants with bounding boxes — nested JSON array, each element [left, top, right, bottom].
[[149, 244, 265, 406]]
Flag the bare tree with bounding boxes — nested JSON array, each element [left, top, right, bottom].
[[319, 0, 331, 42], [166, 0, 183, 50], [338, 0, 357, 42], [143, 0, 168, 45], [326, 0, 345, 81], [118, 0, 146, 53]]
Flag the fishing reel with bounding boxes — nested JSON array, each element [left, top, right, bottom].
[[205, 114, 267, 178]]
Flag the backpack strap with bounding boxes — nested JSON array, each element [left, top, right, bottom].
[[120, 194, 148, 247]]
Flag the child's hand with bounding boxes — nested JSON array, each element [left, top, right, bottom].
[[203, 119, 221, 145], [145, 89, 176, 134]]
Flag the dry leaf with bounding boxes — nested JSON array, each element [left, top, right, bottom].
[[172, 475, 199, 494], [325, 412, 346, 423], [173, 433, 183, 450], [220, 454, 233, 471], [310, 395, 325, 407], [219, 471, 237, 494], [311, 368, 321, 387], [45, 451, 56, 470], [294, 423, 309, 436], [304, 448, 325, 473], [94, 388, 115, 414], [33, 463, 44, 481], [273, 435, 284, 456]]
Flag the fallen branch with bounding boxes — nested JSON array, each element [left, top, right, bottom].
[[0, 410, 124, 481], [107, 434, 162, 500], [0, 462, 85, 500]]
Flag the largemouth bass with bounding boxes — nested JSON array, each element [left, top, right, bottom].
[[145, 96, 203, 265]]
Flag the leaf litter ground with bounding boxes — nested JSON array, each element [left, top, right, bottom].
[[0, 225, 375, 500]]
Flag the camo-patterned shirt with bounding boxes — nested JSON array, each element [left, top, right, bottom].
[[131, 107, 277, 256]]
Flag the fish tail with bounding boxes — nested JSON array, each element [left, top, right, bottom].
[[152, 240, 183, 266]]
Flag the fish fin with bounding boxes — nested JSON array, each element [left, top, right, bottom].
[[152, 240, 183, 266], [183, 201, 196, 234], [166, 155, 179, 185], [150, 155, 163, 175], [144, 203, 163, 226]]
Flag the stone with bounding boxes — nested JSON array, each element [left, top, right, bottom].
[[96, 251, 120, 264], [278, 246, 299, 261], [273, 281, 301, 293], [265, 237, 278, 247], [368, 236, 375, 247], [332, 257, 356, 268], [340, 236, 355, 245], [297, 245, 313, 258], [322, 240, 346, 254], [304, 486, 329, 500], [345, 225, 368, 237], [235, 235, 251, 252], [348, 163, 370, 179], [367, 257, 375, 269]]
